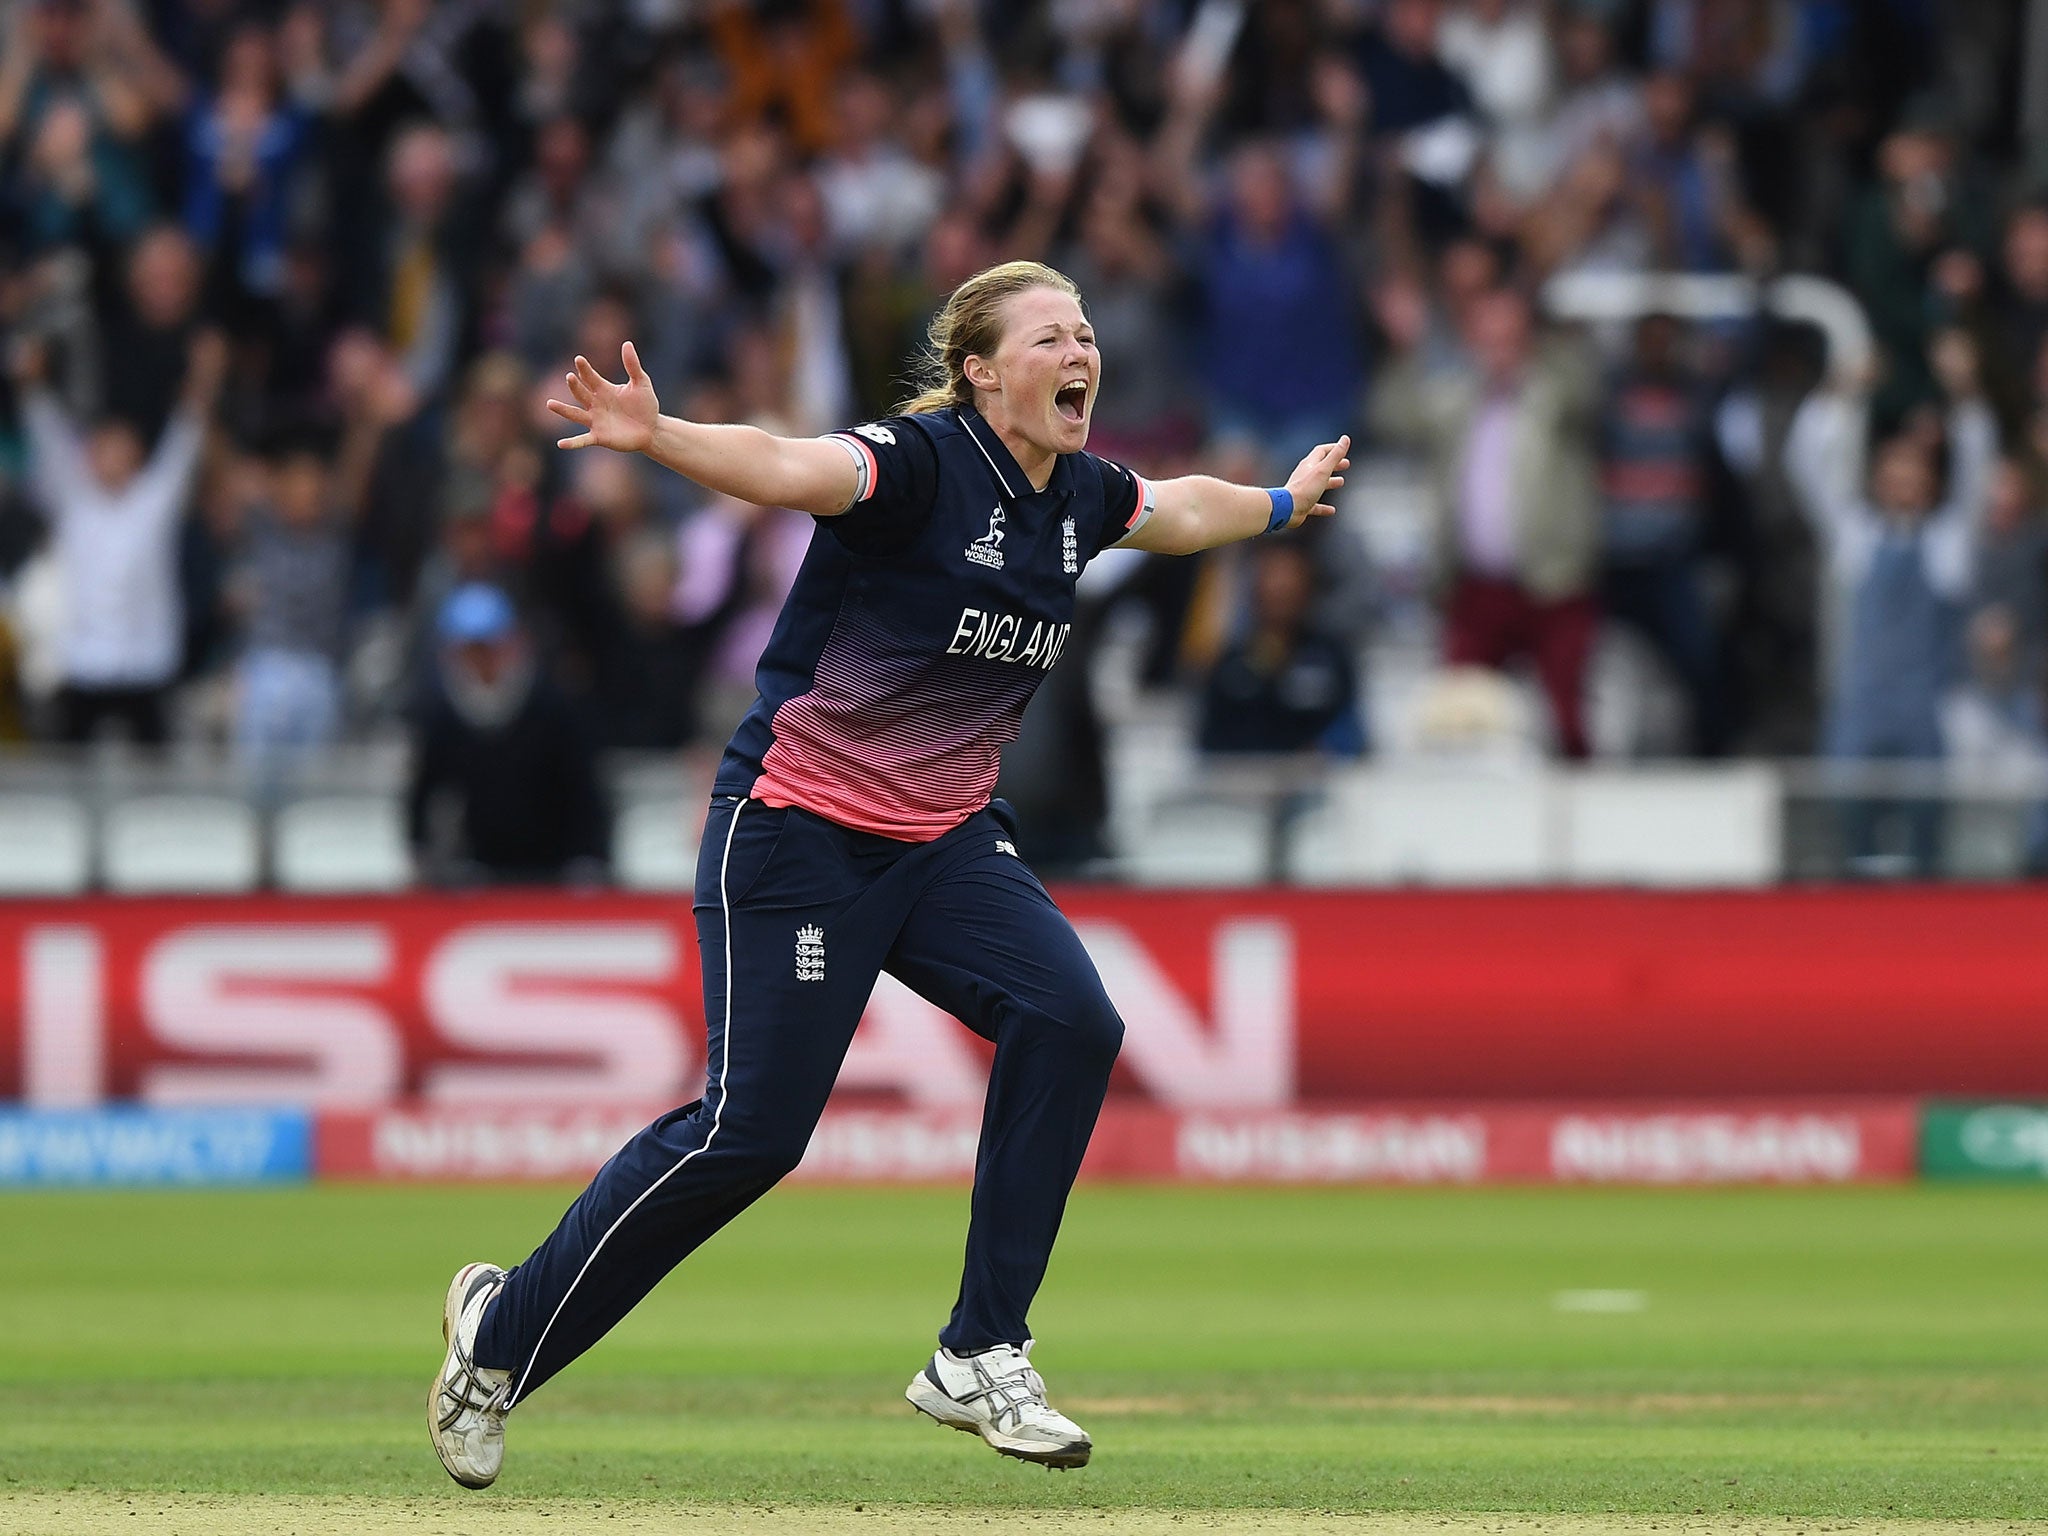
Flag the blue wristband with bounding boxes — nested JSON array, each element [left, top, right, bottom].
[[1264, 487, 1295, 533]]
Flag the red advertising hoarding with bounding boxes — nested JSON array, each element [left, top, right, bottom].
[[315, 1100, 1919, 1185], [2, 888, 2047, 1110]]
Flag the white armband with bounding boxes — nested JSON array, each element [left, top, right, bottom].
[[826, 432, 877, 506], [1111, 473, 1156, 546]]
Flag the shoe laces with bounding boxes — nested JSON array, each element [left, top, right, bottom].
[[436, 1353, 510, 1433], [437, 1286, 510, 1433], [960, 1346, 1058, 1433]]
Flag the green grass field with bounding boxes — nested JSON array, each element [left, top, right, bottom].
[[1, 1184, 2044, 1534]]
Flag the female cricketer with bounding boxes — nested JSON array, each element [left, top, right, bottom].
[[430, 260, 1349, 1486]]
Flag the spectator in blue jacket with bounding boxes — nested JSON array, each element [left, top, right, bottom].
[[182, 22, 313, 312], [1155, 39, 1366, 473]]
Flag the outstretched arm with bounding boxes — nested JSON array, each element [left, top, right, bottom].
[[134, 330, 225, 519], [1121, 436, 1350, 556], [548, 343, 860, 517], [1784, 384, 1870, 547], [10, 341, 90, 517], [1923, 331, 1998, 598]]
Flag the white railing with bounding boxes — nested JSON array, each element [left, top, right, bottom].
[[1541, 269, 1874, 376], [0, 747, 2040, 892]]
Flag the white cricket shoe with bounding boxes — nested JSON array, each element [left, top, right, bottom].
[[428, 1261, 512, 1488], [905, 1340, 1091, 1468]]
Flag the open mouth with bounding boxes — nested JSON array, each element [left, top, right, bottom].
[[1055, 380, 1088, 423]]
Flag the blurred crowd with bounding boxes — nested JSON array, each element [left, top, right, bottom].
[[1, 0, 2045, 879]]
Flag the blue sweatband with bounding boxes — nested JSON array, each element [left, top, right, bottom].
[[1264, 487, 1295, 533]]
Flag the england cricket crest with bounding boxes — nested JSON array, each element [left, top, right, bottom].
[[795, 923, 826, 983]]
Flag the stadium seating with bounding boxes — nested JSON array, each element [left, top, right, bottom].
[[1287, 764, 1786, 887], [1124, 798, 1271, 885], [272, 797, 412, 893], [100, 796, 261, 894], [0, 766, 1833, 894], [1557, 766, 1781, 887], [613, 798, 700, 891], [1289, 765, 1553, 885], [0, 794, 93, 895]]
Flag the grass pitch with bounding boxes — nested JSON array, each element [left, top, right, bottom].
[[1, 1183, 2043, 1533]]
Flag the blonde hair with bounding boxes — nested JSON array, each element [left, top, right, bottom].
[[897, 261, 1083, 415]]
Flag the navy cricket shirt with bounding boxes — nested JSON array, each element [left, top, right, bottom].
[[714, 406, 1155, 839]]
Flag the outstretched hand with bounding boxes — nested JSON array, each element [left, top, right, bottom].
[[548, 342, 660, 454], [1282, 435, 1350, 528]]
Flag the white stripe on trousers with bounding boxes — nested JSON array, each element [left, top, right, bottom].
[[505, 797, 749, 1407]]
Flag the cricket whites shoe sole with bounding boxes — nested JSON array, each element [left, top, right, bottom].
[[428, 1261, 512, 1488], [905, 1341, 1091, 1468]]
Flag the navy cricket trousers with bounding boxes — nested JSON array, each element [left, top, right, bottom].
[[473, 796, 1126, 1406]]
